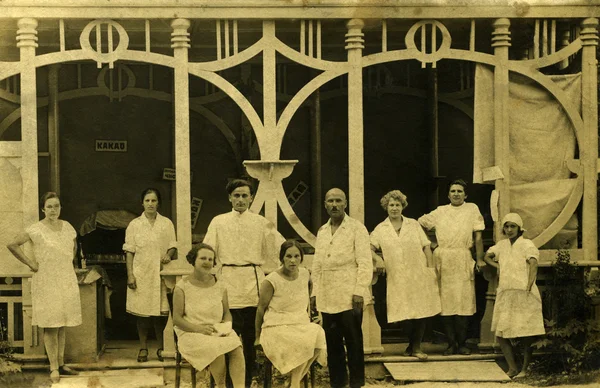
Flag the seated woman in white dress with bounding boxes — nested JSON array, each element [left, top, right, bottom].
[[255, 240, 327, 388], [483, 213, 545, 379], [172, 243, 245, 387]]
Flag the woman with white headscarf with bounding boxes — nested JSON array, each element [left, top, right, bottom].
[[483, 213, 545, 379]]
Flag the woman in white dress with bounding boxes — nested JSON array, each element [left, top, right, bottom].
[[371, 190, 440, 360], [173, 243, 245, 387], [483, 213, 545, 379], [418, 179, 486, 355], [7, 192, 82, 383], [124, 188, 177, 362], [255, 240, 327, 388]]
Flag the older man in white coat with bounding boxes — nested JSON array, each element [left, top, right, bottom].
[[310, 188, 373, 388]]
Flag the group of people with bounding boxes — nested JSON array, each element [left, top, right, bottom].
[[6, 177, 545, 386]]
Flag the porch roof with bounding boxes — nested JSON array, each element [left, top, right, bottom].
[[0, 0, 599, 19]]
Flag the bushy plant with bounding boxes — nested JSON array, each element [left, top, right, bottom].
[[531, 250, 600, 374]]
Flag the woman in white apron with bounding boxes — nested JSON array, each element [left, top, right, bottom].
[[418, 179, 485, 355], [7, 192, 82, 383], [124, 188, 177, 362], [371, 190, 441, 360]]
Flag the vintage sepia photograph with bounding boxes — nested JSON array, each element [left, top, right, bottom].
[[1, 1, 600, 387]]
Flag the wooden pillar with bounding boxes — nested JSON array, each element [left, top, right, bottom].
[[479, 18, 512, 352], [17, 19, 41, 357], [262, 21, 278, 226], [18, 18, 39, 228], [171, 18, 192, 255], [346, 19, 365, 221], [48, 65, 60, 194], [492, 18, 511, 238], [580, 18, 599, 262], [310, 83, 322, 233], [345, 19, 383, 354], [427, 65, 439, 208]]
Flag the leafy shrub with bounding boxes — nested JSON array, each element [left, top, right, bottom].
[[531, 250, 600, 374]]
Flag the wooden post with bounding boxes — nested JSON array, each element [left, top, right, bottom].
[[262, 21, 278, 226], [171, 18, 192, 254], [346, 19, 365, 221], [346, 19, 383, 354], [580, 18, 599, 262], [492, 18, 511, 238], [427, 64, 439, 208], [310, 82, 322, 233], [161, 18, 193, 360], [17, 19, 44, 356], [479, 18, 511, 353], [17, 18, 39, 228], [48, 65, 60, 194]]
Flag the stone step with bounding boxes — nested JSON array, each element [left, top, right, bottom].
[[366, 353, 503, 363], [384, 360, 511, 383], [51, 368, 164, 388]]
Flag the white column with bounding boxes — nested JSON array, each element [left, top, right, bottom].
[[345, 19, 383, 354], [346, 19, 365, 221], [262, 21, 278, 226], [171, 19, 192, 254], [580, 18, 599, 262], [479, 18, 511, 353], [492, 18, 511, 238], [18, 18, 39, 228]]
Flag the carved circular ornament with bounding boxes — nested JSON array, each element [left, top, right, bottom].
[[405, 20, 452, 66], [80, 20, 130, 67]]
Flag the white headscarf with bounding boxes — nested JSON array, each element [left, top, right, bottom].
[[501, 213, 526, 232]]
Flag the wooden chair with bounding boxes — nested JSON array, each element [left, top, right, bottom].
[[168, 292, 215, 388], [262, 358, 316, 388]]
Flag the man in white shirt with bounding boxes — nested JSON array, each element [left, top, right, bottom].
[[310, 188, 373, 388], [203, 179, 284, 387]]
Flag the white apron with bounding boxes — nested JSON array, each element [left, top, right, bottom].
[[419, 203, 484, 316], [124, 213, 176, 317], [371, 218, 441, 322]]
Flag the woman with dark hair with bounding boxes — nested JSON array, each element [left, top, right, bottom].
[[483, 213, 545, 379], [418, 179, 485, 355], [370, 190, 440, 360], [7, 192, 81, 383], [124, 188, 177, 362], [255, 240, 326, 388], [172, 243, 245, 387]]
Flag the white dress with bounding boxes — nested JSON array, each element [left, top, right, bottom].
[[174, 278, 242, 371], [370, 217, 441, 322], [260, 268, 327, 374], [26, 221, 82, 328], [418, 203, 485, 316], [123, 212, 177, 317], [489, 237, 546, 339]]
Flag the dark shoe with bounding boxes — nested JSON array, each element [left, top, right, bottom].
[[157, 348, 164, 362], [50, 369, 60, 383], [402, 346, 413, 357], [458, 346, 471, 355], [59, 365, 79, 375], [137, 348, 148, 362], [443, 345, 457, 356]]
